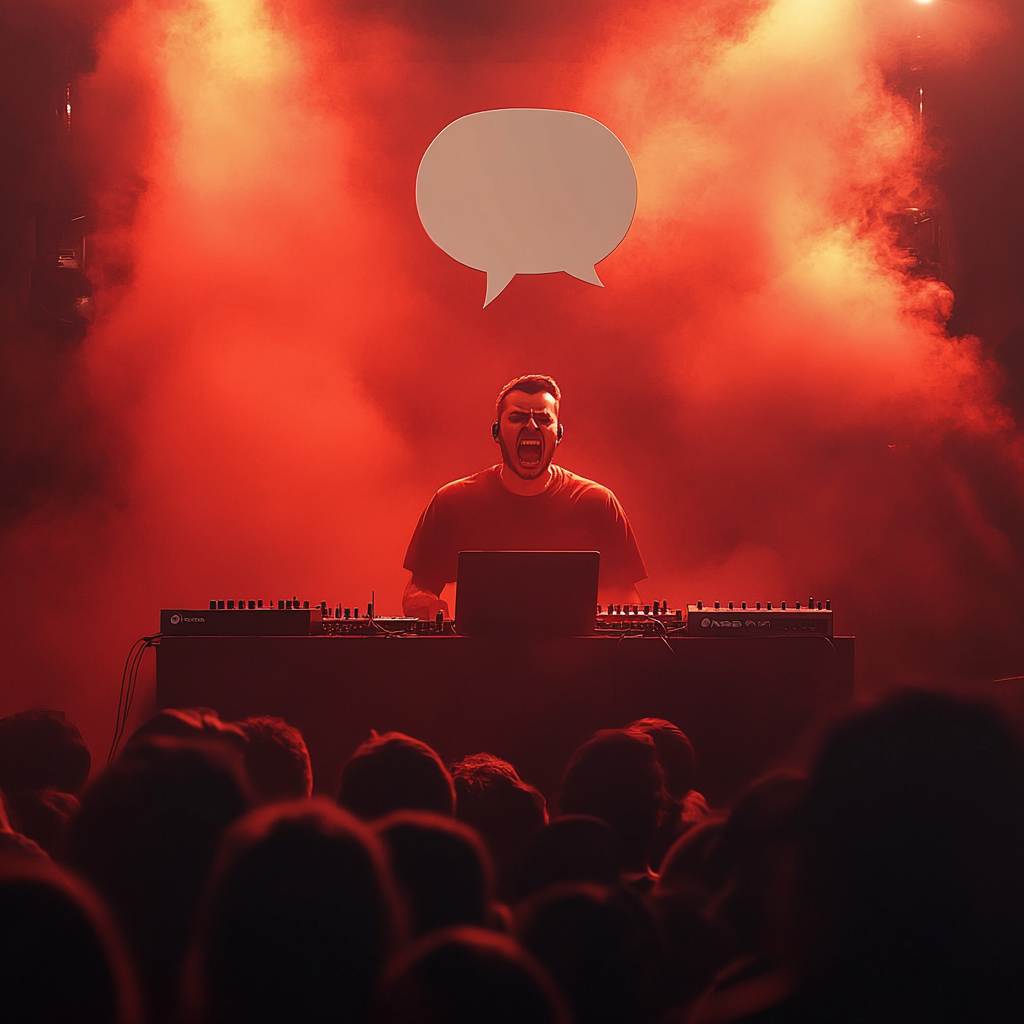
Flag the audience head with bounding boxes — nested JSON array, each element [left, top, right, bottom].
[[625, 718, 696, 800], [0, 708, 90, 795], [517, 882, 667, 1024], [338, 731, 455, 821], [560, 729, 666, 872], [124, 708, 246, 754], [375, 926, 570, 1024], [0, 788, 48, 863], [512, 815, 619, 902], [795, 689, 1024, 1020], [236, 715, 313, 804], [449, 753, 546, 895], [712, 770, 806, 956], [656, 818, 727, 893], [3, 787, 80, 857], [0, 861, 139, 1024], [192, 798, 403, 1024], [376, 810, 493, 938], [66, 736, 250, 1020]]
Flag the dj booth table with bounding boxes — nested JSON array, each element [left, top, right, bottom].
[[156, 633, 854, 805]]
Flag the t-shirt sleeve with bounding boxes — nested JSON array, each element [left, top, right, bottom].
[[403, 491, 457, 592], [596, 490, 648, 589]]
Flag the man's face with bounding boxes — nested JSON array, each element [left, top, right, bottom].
[[496, 390, 560, 480]]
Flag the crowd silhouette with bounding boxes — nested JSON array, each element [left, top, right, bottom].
[[2, 690, 1024, 1023]]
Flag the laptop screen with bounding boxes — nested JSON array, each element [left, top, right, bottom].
[[454, 550, 600, 636]]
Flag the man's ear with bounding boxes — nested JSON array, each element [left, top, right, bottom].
[[556, 422, 564, 444], [491, 421, 500, 441]]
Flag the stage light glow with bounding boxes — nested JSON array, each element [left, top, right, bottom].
[[913, 0, 935, 6]]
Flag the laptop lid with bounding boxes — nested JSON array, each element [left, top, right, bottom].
[[454, 550, 600, 637]]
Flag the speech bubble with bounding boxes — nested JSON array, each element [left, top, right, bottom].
[[416, 108, 637, 307]]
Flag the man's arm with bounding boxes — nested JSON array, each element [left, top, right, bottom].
[[402, 575, 450, 619]]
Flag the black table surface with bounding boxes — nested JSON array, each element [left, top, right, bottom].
[[156, 633, 854, 805]]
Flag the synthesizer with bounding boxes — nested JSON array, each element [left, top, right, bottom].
[[686, 598, 833, 638]]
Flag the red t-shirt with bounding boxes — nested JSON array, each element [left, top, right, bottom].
[[404, 464, 648, 593]]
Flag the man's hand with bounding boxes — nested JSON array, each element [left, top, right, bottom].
[[402, 576, 450, 619]]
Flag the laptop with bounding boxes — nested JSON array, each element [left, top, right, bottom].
[[454, 550, 600, 637]]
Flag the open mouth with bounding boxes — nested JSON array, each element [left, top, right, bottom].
[[517, 438, 542, 467]]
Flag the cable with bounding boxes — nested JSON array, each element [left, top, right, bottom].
[[108, 633, 161, 762]]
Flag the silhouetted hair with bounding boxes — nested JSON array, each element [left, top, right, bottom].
[[656, 817, 726, 893], [4, 787, 79, 857], [512, 815, 619, 902], [375, 926, 570, 1024], [449, 753, 546, 897], [0, 708, 90, 794], [66, 737, 250, 1022], [0, 862, 139, 1024], [796, 689, 1024, 1021], [236, 715, 313, 804], [495, 375, 561, 416], [338, 731, 455, 820], [625, 718, 696, 799], [192, 798, 403, 1024], [517, 882, 667, 1024], [560, 730, 666, 871], [124, 708, 247, 754], [712, 770, 806, 956], [377, 810, 493, 938]]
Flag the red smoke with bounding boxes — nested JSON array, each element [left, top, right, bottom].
[[1, 0, 1021, 764]]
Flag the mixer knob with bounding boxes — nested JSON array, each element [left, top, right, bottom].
[[354, 607, 359, 618], [741, 602, 747, 610], [728, 601, 734, 610], [258, 600, 263, 608], [796, 602, 801, 610], [714, 601, 720, 610], [210, 600, 216, 610], [696, 601, 703, 610], [227, 600, 235, 609], [756, 602, 761, 610], [767, 602, 772, 610], [826, 599, 831, 610], [781, 601, 787, 609]]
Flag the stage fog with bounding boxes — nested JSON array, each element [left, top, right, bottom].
[[2, 0, 1022, 762]]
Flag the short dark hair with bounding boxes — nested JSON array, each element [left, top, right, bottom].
[[236, 716, 313, 804], [495, 375, 561, 417], [337, 731, 455, 821]]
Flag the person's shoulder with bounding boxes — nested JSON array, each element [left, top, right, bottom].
[[433, 466, 502, 502], [553, 466, 620, 504]]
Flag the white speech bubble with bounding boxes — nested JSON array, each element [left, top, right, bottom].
[[416, 108, 637, 307]]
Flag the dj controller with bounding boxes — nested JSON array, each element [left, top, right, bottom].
[[160, 596, 834, 638]]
